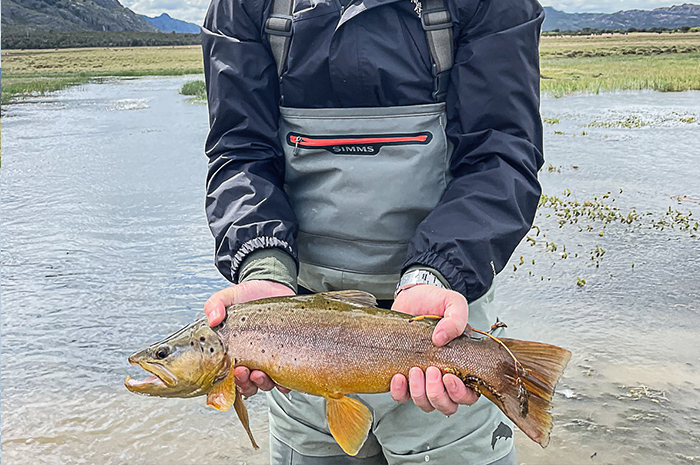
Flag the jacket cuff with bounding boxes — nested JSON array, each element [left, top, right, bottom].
[[231, 236, 296, 283], [238, 248, 298, 293]]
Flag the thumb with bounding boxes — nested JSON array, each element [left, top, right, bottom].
[[204, 287, 240, 327], [432, 292, 468, 347]]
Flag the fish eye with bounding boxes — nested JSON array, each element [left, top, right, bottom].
[[155, 346, 170, 360]]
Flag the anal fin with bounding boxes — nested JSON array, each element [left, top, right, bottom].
[[326, 395, 373, 456]]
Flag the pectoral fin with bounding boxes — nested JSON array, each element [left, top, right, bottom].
[[326, 395, 373, 456], [206, 368, 237, 411], [233, 386, 259, 450], [206, 368, 259, 450]]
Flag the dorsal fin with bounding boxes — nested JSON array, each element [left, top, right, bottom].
[[319, 290, 378, 307]]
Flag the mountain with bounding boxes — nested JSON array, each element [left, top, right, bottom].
[[1, 0, 158, 32], [543, 4, 700, 31], [145, 13, 200, 34]]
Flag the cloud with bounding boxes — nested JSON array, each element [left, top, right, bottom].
[[546, 1, 688, 13], [121, 0, 209, 25], [121, 0, 688, 26]]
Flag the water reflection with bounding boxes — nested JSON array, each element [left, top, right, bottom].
[[1, 80, 699, 464]]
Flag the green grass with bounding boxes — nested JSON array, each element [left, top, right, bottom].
[[2, 34, 700, 105], [540, 53, 700, 97], [1, 77, 90, 105], [1, 46, 204, 104], [180, 80, 207, 99]]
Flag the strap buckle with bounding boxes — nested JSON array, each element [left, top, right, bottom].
[[265, 14, 293, 37], [420, 8, 452, 31], [432, 65, 451, 101]]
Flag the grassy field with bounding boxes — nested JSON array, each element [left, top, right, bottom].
[[2, 33, 700, 104], [540, 32, 700, 96], [1, 46, 204, 104]]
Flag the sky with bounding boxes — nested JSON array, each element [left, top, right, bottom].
[[119, 0, 694, 27]]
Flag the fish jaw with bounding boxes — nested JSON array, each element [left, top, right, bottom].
[[124, 322, 230, 398], [125, 357, 179, 395]]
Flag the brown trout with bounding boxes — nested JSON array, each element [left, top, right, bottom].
[[125, 291, 571, 455]]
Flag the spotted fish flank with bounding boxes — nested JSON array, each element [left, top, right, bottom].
[[126, 291, 571, 455]]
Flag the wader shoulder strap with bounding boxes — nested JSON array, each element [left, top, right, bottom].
[[264, 0, 294, 76], [265, 0, 454, 101], [420, 0, 454, 101]]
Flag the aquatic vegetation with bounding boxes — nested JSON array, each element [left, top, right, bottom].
[[619, 385, 668, 403], [1, 46, 204, 104], [180, 80, 207, 99], [587, 115, 647, 128], [511, 188, 698, 286], [0, 76, 91, 105], [542, 117, 560, 125]]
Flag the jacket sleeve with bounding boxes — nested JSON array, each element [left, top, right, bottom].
[[202, 0, 299, 283], [403, 0, 545, 302]]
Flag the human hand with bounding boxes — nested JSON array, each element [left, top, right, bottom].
[[389, 285, 479, 415], [204, 280, 295, 396]]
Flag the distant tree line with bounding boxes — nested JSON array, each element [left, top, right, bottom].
[[2, 28, 202, 50], [543, 26, 700, 36]]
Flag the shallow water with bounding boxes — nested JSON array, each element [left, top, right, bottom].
[[1, 79, 699, 465]]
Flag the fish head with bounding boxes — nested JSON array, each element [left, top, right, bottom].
[[125, 320, 229, 398]]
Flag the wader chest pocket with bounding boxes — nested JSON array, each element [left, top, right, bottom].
[[280, 103, 452, 297]]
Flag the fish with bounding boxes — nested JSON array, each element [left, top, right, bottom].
[[125, 290, 571, 456]]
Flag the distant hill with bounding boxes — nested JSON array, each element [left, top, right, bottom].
[[1, 0, 158, 32], [543, 4, 700, 31], [145, 13, 200, 34]]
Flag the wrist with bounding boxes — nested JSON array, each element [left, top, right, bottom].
[[395, 267, 449, 299], [238, 248, 298, 293]]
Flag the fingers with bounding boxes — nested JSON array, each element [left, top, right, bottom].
[[250, 370, 278, 391], [204, 281, 296, 328], [399, 367, 478, 415], [233, 366, 290, 396], [204, 287, 239, 327], [408, 367, 434, 412], [433, 292, 468, 347], [389, 285, 469, 348], [424, 367, 458, 416], [443, 373, 479, 406], [390, 374, 411, 403], [233, 366, 258, 397]]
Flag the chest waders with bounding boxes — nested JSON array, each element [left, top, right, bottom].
[[267, 0, 454, 300], [264, 2, 515, 463]]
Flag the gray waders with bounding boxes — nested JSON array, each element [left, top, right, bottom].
[[263, 0, 515, 463]]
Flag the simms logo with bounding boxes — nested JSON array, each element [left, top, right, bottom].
[[332, 145, 376, 154], [286, 132, 432, 155]]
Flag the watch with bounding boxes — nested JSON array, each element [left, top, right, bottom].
[[394, 269, 447, 299]]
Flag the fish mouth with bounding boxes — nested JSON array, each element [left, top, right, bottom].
[[125, 359, 178, 393]]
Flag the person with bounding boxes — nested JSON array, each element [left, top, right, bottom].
[[200, 0, 544, 461]]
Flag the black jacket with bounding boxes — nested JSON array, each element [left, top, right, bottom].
[[202, 0, 544, 302]]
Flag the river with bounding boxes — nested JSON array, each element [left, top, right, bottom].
[[1, 77, 699, 464]]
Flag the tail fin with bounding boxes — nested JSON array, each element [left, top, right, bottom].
[[480, 338, 571, 448]]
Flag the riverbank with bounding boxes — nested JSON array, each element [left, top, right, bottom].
[[1, 46, 204, 105], [2, 33, 700, 104]]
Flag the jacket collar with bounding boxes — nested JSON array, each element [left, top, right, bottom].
[[336, 0, 405, 29]]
